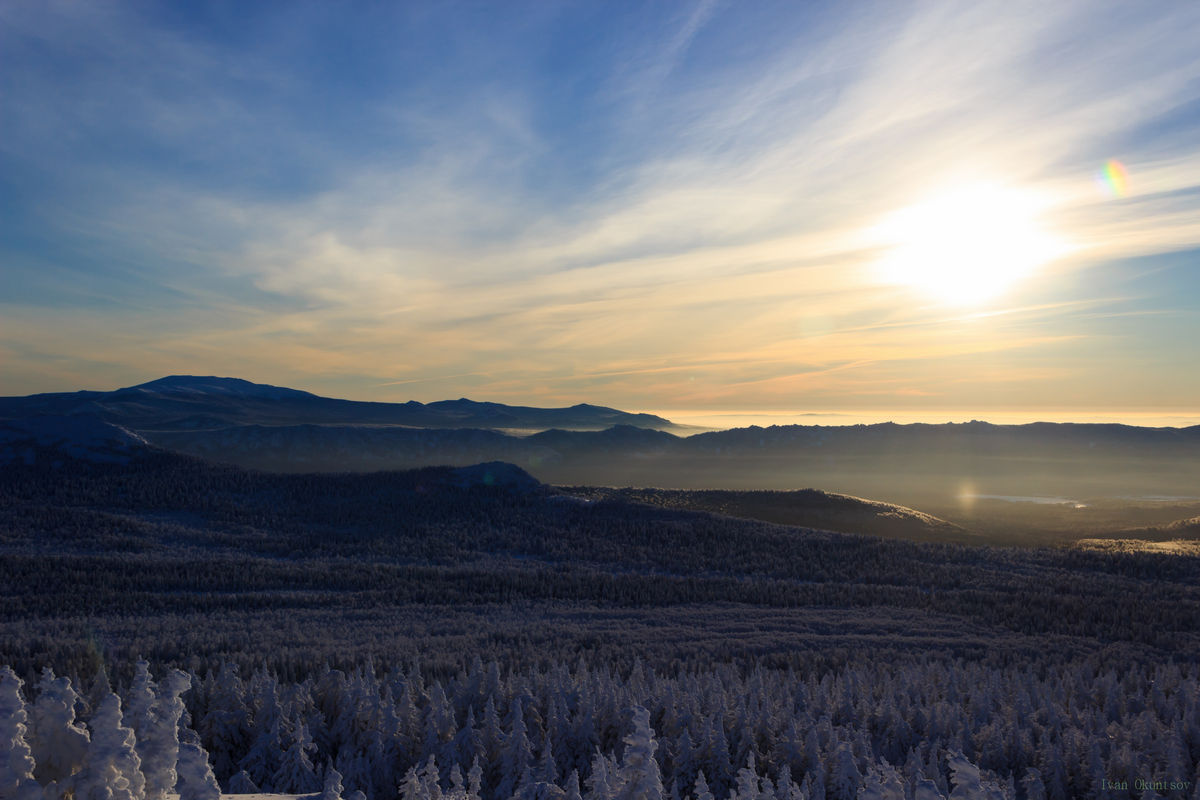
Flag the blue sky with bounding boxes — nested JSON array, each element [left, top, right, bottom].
[[3, 0, 1200, 419]]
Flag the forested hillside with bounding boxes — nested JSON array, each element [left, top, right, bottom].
[[2, 453, 1200, 797], [2, 453, 1198, 677], [558, 487, 969, 542]]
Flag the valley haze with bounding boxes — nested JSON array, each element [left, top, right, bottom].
[[3, 375, 1200, 546]]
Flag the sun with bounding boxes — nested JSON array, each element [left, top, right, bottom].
[[870, 183, 1070, 305]]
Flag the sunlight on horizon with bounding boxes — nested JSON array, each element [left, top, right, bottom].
[[650, 408, 1200, 432]]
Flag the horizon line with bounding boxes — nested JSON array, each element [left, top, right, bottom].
[[4, 373, 1199, 430]]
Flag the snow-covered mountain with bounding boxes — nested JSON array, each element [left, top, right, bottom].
[[0, 376, 675, 433], [4, 378, 1199, 519]]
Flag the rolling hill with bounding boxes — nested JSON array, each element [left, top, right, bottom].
[[559, 486, 970, 542]]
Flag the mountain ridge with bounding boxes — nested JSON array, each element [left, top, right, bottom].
[[4, 376, 1199, 512], [558, 486, 970, 543], [0, 375, 676, 433]]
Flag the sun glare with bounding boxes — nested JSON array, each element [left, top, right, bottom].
[[871, 183, 1070, 305]]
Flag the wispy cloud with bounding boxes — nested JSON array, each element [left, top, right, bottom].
[[2, 0, 1199, 412]]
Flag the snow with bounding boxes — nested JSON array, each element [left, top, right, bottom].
[[0, 415, 149, 464], [1074, 538, 1200, 555], [128, 376, 319, 401], [169, 794, 314, 800]]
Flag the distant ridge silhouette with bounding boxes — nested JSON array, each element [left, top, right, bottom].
[[0, 375, 675, 432]]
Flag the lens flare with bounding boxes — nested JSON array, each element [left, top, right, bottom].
[[1099, 159, 1130, 197]]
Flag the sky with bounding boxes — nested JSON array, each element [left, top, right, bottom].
[[3, 1, 1200, 422]]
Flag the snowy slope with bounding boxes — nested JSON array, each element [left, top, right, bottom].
[[560, 486, 970, 542], [0, 415, 151, 465], [0, 375, 675, 432]]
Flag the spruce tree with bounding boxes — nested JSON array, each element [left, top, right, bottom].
[[692, 771, 715, 800], [498, 698, 534, 800], [28, 667, 90, 789], [272, 715, 320, 794], [0, 666, 43, 800], [76, 692, 145, 800], [323, 765, 345, 800], [141, 668, 192, 800], [613, 705, 664, 800], [175, 726, 222, 800]]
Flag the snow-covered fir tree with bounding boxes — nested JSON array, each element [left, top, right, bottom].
[[75, 692, 145, 800], [125, 660, 157, 755], [0, 654, 1198, 800], [828, 742, 861, 800], [272, 714, 321, 794], [323, 765, 346, 800], [28, 667, 90, 792], [497, 697, 534, 800], [141, 668, 192, 800], [613, 705, 664, 800], [0, 666, 43, 800], [198, 662, 250, 782], [176, 727, 222, 800], [226, 769, 260, 794]]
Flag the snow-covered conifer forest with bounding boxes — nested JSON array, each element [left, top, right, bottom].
[[6, 655, 1200, 800], [2, 452, 1199, 799]]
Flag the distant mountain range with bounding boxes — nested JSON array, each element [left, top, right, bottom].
[[4, 386, 1200, 545], [0, 375, 675, 432], [0, 418, 972, 544], [3, 375, 1199, 513]]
